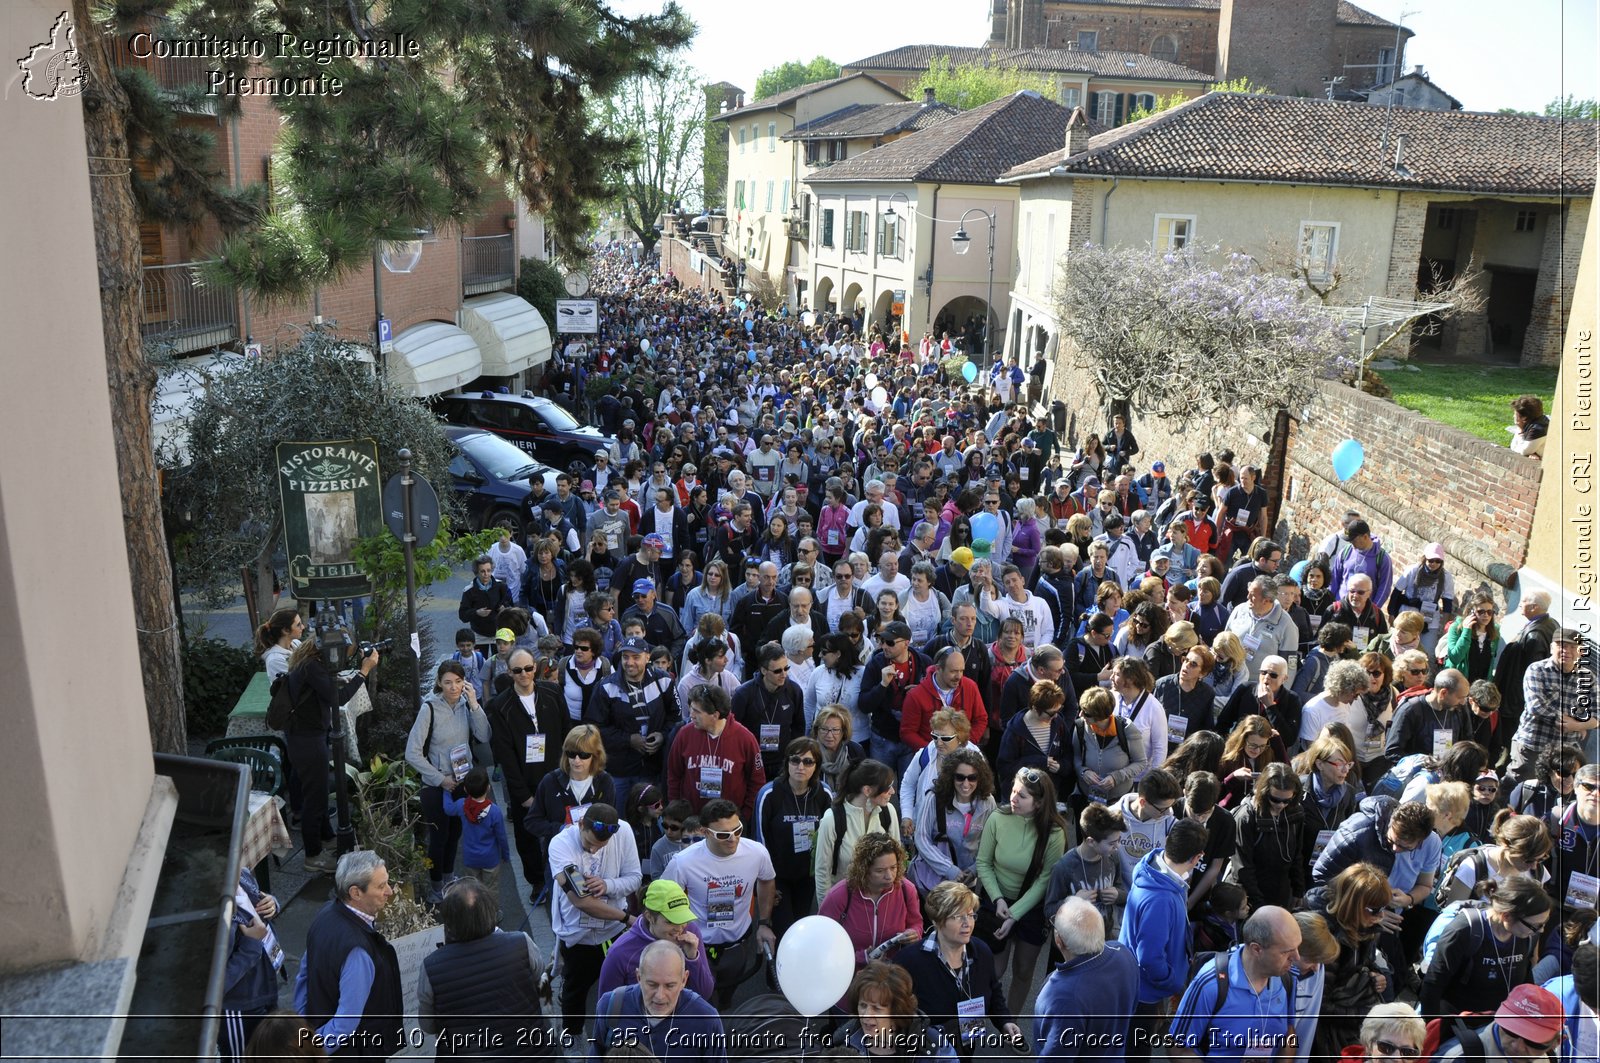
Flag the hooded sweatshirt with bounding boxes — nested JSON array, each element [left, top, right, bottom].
[[1115, 791, 1176, 886], [1117, 848, 1193, 1003]]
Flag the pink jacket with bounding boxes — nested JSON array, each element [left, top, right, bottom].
[[818, 878, 923, 967]]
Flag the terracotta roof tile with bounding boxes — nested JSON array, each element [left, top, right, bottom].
[[782, 100, 961, 140], [845, 43, 1212, 83], [1001, 92, 1595, 196], [806, 91, 1075, 185]]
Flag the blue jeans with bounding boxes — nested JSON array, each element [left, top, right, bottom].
[[870, 734, 910, 777]]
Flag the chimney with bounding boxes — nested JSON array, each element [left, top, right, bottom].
[[1064, 107, 1090, 157], [1393, 133, 1409, 170], [1412, 65, 1425, 78], [923, 86, 936, 107]]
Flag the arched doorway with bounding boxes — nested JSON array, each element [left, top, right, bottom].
[[813, 275, 835, 313], [934, 295, 995, 362], [841, 283, 865, 329], [872, 289, 897, 338]]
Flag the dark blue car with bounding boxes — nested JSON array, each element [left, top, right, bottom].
[[444, 426, 559, 539], [435, 390, 613, 469]]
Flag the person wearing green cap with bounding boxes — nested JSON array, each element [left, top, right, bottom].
[[596, 878, 715, 1000]]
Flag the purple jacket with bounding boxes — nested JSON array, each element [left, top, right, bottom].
[[1010, 517, 1042, 570], [595, 914, 715, 1000], [1329, 536, 1394, 609]]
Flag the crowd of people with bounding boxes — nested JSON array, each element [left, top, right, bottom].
[[239, 253, 1596, 1062]]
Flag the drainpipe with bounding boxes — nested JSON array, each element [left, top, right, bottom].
[[230, 114, 251, 342], [923, 183, 941, 331], [1099, 177, 1119, 246]]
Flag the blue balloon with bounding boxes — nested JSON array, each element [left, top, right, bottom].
[[961, 362, 978, 383], [745, 319, 754, 333], [1331, 439, 1365, 482], [748, 350, 758, 364], [971, 512, 1001, 543], [1290, 560, 1309, 583]]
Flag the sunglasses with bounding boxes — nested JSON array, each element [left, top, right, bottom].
[[588, 820, 621, 839], [662, 821, 686, 832], [509, 665, 538, 675], [1267, 795, 1294, 807], [954, 772, 979, 782], [567, 750, 593, 760], [1366, 669, 1385, 677], [932, 732, 958, 743], [1581, 780, 1600, 794], [1259, 669, 1284, 678], [707, 824, 744, 842], [1514, 1033, 1559, 1054], [1364, 905, 1387, 916], [1372, 1040, 1420, 1059], [788, 755, 817, 767]]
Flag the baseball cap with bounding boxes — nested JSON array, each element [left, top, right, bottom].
[[643, 533, 666, 549], [1423, 542, 1445, 561], [542, 499, 564, 514], [580, 479, 595, 492], [1151, 461, 1166, 477], [950, 546, 975, 569], [620, 636, 651, 654], [1553, 627, 1584, 645], [494, 628, 516, 643], [971, 539, 993, 558], [1495, 984, 1563, 1045], [632, 578, 657, 597], [879, 621, 913, 644], [643, 879, 696, 924]]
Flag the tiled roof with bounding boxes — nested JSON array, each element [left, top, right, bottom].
[[845, 43, 1212, 83], [782, 100, 960, 141], [710, 73, 905, 122], [1000, 92, 1595, 196], [1036, 0, 1406, 28], [806, 90, 1075, 185]]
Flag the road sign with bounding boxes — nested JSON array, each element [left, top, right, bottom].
[[383, 470, 441, 549], [377, 316, 394, 353], [243, 341, 263, 359]]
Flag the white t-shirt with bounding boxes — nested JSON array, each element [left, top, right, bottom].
[[1299, 694, 1366, 748], [849, 498, 902, 532], [981, 592, 1054, 651], [902, 593, 943, 647], [861, 572, 910, 606], [547, 822, 642, 946], [662, 838, 776, 945]]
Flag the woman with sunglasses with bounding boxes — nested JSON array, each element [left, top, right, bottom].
[[1291, 731, 1360, 871], [753, 736, 831, 934], [1230, 763, 1307, 911], [1420, 873, 1553, 1020], [909, 750, 995, 897], [526, 724, 620, 861], [1434, 812, 1553, 905], [1507, 743, 1585, 822], [975, 766, 1069, 1016], [1301, 862, 1394, 1058], [812, 705, 868, 794], [1391, 544, 1457, 658], [901, 708, 982, 838], [1338, 1002, 1426, 1063], [1438, 591, 1503, 683], [406, 660, 493, 903], [556, 626, 613, 726]]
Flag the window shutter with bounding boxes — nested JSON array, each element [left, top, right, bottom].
[[1115, 94, 1125, 125]]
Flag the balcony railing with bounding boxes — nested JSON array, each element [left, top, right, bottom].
[[141, 261, 239, 353], [462, 234, 515, 295]]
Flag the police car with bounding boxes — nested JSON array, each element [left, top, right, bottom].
[[434, 390, 613, 468]]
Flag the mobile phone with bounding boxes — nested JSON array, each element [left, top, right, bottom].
[[564, 864, 587, 897]]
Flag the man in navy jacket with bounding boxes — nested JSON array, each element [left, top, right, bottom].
[[1036, 897, 1141, 1061]]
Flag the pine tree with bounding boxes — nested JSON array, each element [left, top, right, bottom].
[[75, 0, 692, 750]]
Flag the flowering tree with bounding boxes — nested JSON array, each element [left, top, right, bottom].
[[1052, 245, 1351, 424]]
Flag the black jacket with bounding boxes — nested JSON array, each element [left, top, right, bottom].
[[1311, 795, 1399, 886], [730, 676, 808, 781], [860, 648, 933, 741], [420, 930, 555, 1057], [524, 770, 620, 839], [487, 681, 571, 811], [301, 900, 404, 1057], [459, 579, 514, 640], [1231, 799, 1306, 909], [1214, 686, 1303, 744]]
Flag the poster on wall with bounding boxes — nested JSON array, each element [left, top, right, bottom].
[[555, 299, 599, 334], [276, 438, 382, 601]]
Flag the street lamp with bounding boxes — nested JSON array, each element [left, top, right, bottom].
[[951, 207, 997, 372]]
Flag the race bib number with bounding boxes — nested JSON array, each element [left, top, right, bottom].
[[565, 802, 591, 826], [957, 997, 987, 1043], [759, 724, 781, 752], [698, 764, 724, 799], [1353, 625, 1372, 646], [1433, 728, 1453, 758], [1241, 633, 1263, 654], [1565, 871, 1599, 911], [827, 528, 842, 547], [525, 734, 547, 764], [449, 743, 473, 782], [1168, 715, 1188, 746], [792, 819, 816, 854], [706, 884, 737, 925], [1311, 830, 1335, 864]]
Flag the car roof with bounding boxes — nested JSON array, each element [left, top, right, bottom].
[[446, 390, 557, 410]]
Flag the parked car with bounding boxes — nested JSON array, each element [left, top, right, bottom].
[[434, 390, 613, 469], [444, 426, 559, 539]]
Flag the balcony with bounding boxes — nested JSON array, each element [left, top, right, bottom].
[[141, 262, 239, 354], [461, 234, 515, 295], [109, 21, 214, 105]]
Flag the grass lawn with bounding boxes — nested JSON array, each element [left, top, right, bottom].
[[1378, 363, 1559, 445]]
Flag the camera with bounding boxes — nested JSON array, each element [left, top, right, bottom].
[[359, 637, 395, 656]]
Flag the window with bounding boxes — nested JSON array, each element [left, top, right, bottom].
[[1298, 221, 1340, 281], [735, 183, 745, 210], [1077, 30, 1098, 51], [821, 208, 836, 248], [768, 122, 776, 152], [765, 180, 774, 212], [1436, 207, 1457, 230], [1135, 93, 1156, 113], [876, 214, 903, 258], [1045, 212, 1056, 288], [1154, 214, 1195, 251], [1377, 47, 1396, 84], [1094, 91, 1117, 125], [846, 209, 869, 253], [1062, 86, 1082, 109], [780, 180, 790, 216], [738, 128, 746, 154], [1150, 35, 1178, 63], [1514, 210, 1538, 232]]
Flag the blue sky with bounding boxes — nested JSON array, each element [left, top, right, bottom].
[[615, 0, 1597, 115]]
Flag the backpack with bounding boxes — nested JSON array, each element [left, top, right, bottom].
[[829, 802, 896, 878], [1420, 901, 1492, 976], [1421, 1014, 1492, 1063], [265, 669, 304, 731], [1432, 847, 1492, 907], [1373, 753, 1436, 798], [1071, 716, 1131, 765], [1182, 949, 1295, 1054]]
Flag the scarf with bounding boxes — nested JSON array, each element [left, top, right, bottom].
[[463, 795, 493, 823], [820, 741, 852, 792], [1361, 689, 1391, 737]]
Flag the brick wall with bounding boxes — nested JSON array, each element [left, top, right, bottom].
[[1036, 5, 1219, 74], [1524, 198, 1591, 367], [1047, 354, 1543, 599], [1219, 0, 1336, 96]]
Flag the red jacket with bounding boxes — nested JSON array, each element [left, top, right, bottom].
[[665, 717, 766, 821], [899, 667, 988, 748]]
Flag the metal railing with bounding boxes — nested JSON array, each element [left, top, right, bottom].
[[461, 234, 515, 294], [141, 261, 239, 353]]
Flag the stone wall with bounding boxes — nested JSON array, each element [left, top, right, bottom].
[[1048, 355, 1544, 602]]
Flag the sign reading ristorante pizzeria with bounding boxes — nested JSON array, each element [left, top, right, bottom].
[[276, 439, 382, 601]]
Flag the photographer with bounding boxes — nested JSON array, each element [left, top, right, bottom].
[[282, 637, 378, 874]]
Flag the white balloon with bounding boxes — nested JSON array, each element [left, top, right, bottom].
[[800, 310, 816, 327], [775, 916, 855, 1016], [640, 338, 650, 351], [864, 373, 879, 390], [871, 385, 888, 406]]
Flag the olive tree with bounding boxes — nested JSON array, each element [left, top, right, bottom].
[[1053, 244, 1352, 424]]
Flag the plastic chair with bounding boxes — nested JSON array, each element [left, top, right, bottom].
[[207, 746, 285, 797], [206, 733, 288, 768]]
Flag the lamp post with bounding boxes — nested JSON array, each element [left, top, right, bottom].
[[950, 208, 997, 373], [880, 192, 913, 338]]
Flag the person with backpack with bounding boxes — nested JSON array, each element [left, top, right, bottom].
[[814, 758, 900, 905], [1433, 812, 1553, 906], [909, 750, 995, 898], [1546, 761, 1600, 913], [1167, 906, 1301, 1063], [1506, 745, 1583, 823], [1430, 982, 1566, 1063], [1230, 764, 1307, 911], [406, 660, 493, 904], [1302, 862, 1393, 1058], [274, 639, 380, 874], [820, 832, 923, 977], [1068, 687, 1151, 814], [1117, 818, 1209, 1060], [1420, 873, 1553, 1021]]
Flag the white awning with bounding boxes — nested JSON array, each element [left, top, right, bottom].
[[152, 352, 246, 466], [460, 292, 552, 377], [387, 321, 483, 398]]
